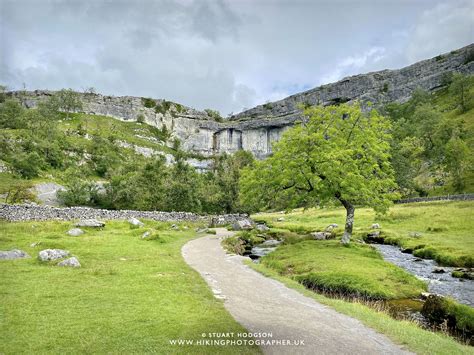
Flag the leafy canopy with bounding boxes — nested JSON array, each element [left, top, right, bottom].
[[240, 103, 398, 212]]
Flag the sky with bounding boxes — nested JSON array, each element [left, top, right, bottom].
[[1, 0, 473, 115]]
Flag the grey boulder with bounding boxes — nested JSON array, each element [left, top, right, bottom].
[[128, 217, 144, 227], [39, 249, 70, 261], [371, 223, 381, 229], [311, 231, 333, 240], [256, 224, 270, 232], [0, 249, 30, 260], [68, 228, 84, 236], [232, 219, 253, 231], [75, 219, 105, 228], [57, 257, 81, 268]]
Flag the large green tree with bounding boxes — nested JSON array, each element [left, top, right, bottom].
[[240, 103, 398, 244]]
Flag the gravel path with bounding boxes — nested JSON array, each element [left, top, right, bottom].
[[182, 228, 412, 355]]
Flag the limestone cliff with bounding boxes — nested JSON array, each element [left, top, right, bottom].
[[8, 44, 474, 160]]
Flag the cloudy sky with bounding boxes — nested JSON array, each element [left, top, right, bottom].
[[1, 0, 473, 115]]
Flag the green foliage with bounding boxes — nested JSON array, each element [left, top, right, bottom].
[[240, 103, 398, 242], [449, 73, 472, 113], [55, 89, 83, 118], [204, 108, 223, 122], [141, 97, 156, 108], [136, 114, 145, 123]]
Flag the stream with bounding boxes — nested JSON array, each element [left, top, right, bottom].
[[373, 244, 474, 307]]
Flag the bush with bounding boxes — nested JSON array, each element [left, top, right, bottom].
[[141, 98, 156, 108], [12, 152, 43, 179]]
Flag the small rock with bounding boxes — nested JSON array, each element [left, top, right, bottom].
[[409, 232, 422, 238], [413, 258, 423, 262], [432, 268, 445, 274], [421, 292, 432, 299], [57, 257, 81, 268], [196, 228, 209, 233], [38, 249, 69, 261], [232, 219, 253, 231], [328, 223, 339, 228], [0, 249, 31, 260], [256, 224, 270, 232], [141, 231, 150, 239], [30, 242, 41, 248], [277, 217, 285, 222], [75, 219, 105, 228], [371, 223, 380, 229], [128, 217, 144, 227], [68, 228, 84, 236], [260, 239, 281, 247], [311, 231, 333, 240], [170, 224, 179, 230], [401, 247, 413, 254]]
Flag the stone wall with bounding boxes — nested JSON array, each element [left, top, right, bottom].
[[395, 194, 474, 204], [0, 204, 249, 225], [7, 44, 474, 161]]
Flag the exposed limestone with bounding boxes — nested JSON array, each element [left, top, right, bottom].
[[68, 228, 84, 236], [38, 249, 69, 261], [57, 257, 81, 268], [7, 44, 473, 162], [0, 249, 30, 260]]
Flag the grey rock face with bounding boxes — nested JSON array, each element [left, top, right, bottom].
[[371, 223, 381, 229], [7, 44, 472, 160], [128, 217, 144, 227], [0, 249, 30, 260], [57, 257, 81, 268], [30, 182, 66, 207], [75, 219, 105, 228], [38, 249, 70, 261], [68, 228, 84, 236]]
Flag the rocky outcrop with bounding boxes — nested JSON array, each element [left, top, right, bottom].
[[8, 44, 474, 160]]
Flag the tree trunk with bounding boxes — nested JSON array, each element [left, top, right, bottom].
[[340, 200, 355, 245]]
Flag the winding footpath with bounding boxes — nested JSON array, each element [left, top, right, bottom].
[[182, 228, 411, 355]]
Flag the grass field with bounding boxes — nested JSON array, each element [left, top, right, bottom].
[[0, 220, 260, 354], [253, 200, 474, 267]]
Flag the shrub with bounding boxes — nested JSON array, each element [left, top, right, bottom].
[[141, 98, 156, 108]]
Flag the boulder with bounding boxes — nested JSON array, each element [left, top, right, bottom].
[[432, 268, 446, 274], [68, 228, 84, 236], [232, 219, 253, 231], [371, 223, 380, 229], [75, 219, 105, 228], [260, 239, 281, 247], [57, 257, 81, 268], [256, 224, 270, 232], [128, 217, 144, 227], [38, 249, 69, 261], [0, 249, 30, 260], [311, 231, 333, 240]]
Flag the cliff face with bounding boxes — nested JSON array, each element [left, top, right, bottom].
[[9, 44, 474, 160]]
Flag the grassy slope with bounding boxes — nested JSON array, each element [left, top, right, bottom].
[[0, 220, 260, 354], [254, 200, 474, 267], [261, 240, 426, 299], [248, 261, 473, 355]]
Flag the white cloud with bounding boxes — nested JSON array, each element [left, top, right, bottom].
[[407, 1, 474, 62]]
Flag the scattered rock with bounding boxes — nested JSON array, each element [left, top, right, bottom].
[[128, 217, 144, 227], [325, 223, 338, 232], [0, 249, 31, 260], [30, 242, 41, 248], [421, 292, 432, 300], [409, 232, 422, 238], [75, 219, 105, 228], [38, 249, 69, 261], [232, 219, 253, 231], [67, 228, 84, 236], [256, 224, 270, 232], [277, 217, 285, 222], [170, 224, 179, 230], [432, 268, 446, 274], [141, 231, 150, 239], [311, 231, 334, 240], [260, 239, 281, 247], [196, 228, 209, 233], [57, 257, 81, 268], [371, 223, 380, 229], [413, 258, 423, 262]]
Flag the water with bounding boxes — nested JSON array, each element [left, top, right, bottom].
[[249, 240, 281, 261], [373, 244, 474, 307]]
